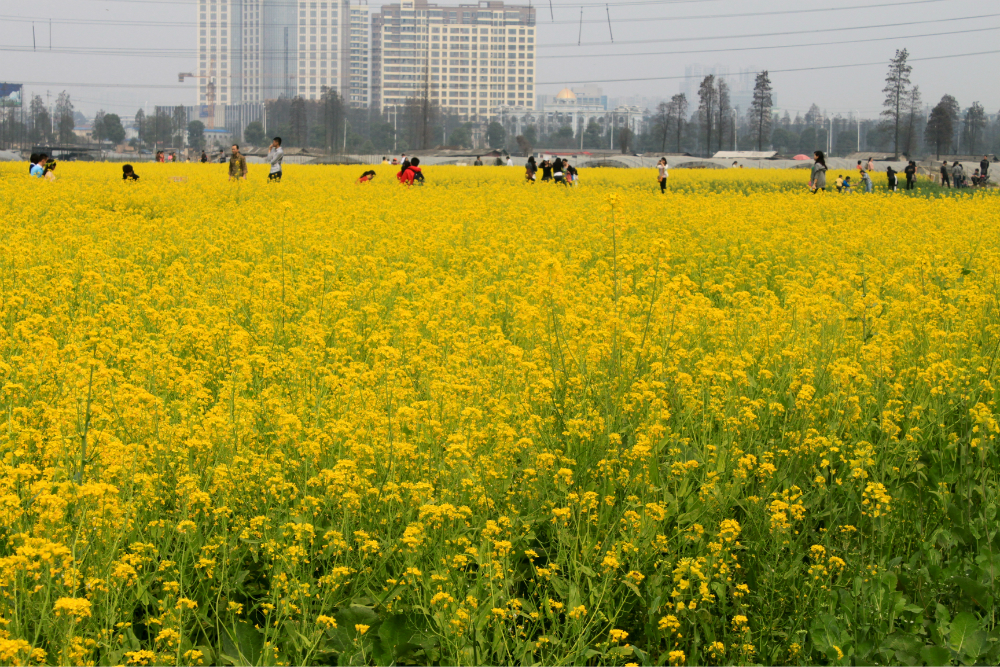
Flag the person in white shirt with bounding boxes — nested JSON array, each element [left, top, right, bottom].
[[507, 156, 513, 166], [267, 137, 284, 182], [657, 158, 668, 193]]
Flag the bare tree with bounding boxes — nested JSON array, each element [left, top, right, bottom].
[[901, 85, 922, 158], [747, 70, 773, 151], [880, 48, 912, 159], [668, 93, 688, 154], [716, 77, 730, 153], [697, 75, 716, 157], [654, 101, 670, 152]]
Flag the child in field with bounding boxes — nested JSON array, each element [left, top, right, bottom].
[[835, 175, 844, 192], [357, 170, 376, 184], [123, 164, 140, 181], [841, 175, 853, 193]]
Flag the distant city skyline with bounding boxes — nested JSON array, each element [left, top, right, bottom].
[[1, 0, 997, 118]]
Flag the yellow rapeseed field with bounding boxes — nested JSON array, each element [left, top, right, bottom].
[[0, 162, 999, 666]]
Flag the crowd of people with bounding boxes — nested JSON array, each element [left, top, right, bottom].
[[23, 142, 995, 195], [939, 156, 991, 188], [807, 151, 993, 194]]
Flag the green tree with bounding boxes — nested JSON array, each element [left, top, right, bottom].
[[487, 121, 506, 149], [448, 125, 472, 148], [29, 95, 53, 145], [103, 114, 126, 145], [187, 120, 206, 150], [55, 91, 75, 143], [583, 119, 603, 149], [91, 110, 106, 144], [880, 48, 912, 159], [134, 108, 146, 149], [962, 102, 986, 155], [668, 93, 689, 153], [748, 70, 774, 152], [924, 94, 958, 158], [244, 121, 266, 147]]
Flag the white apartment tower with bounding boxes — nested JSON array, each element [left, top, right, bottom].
[[372, 0, 536, 121], [197, 0, 370, 106], [197, 0, 296, 105], [347, 2, 371, 107]]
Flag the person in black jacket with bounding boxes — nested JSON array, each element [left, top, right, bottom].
[[940, 161, 951, 188], [540, 159, 553, 181], [904, 161, 916, 190], [886, 166, 898, 192], [981, 156, 990, 179], [122, 164, 140, 181]]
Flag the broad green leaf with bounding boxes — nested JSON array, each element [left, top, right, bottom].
[[920, 644, 951, 666], [948, 612, 980, 654]]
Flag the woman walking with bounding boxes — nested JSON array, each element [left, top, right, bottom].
[[810, 151, 828, 193], [657, 158, 668, 193]]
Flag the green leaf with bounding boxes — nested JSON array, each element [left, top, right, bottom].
[[948, 612, 980, 654], [952, 576, 991, 608], [220, 621, 263, 666], [810, 613, 841, 653], [920, 644, 951, 666]]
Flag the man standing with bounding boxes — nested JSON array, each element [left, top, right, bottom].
[[229, 144, 247, 181], [267, 137, 284, 182], [940, 161, 951, 188], [474, 156, 483, 166], [200, 151, 208, 163], [981, 155, 990, 179]]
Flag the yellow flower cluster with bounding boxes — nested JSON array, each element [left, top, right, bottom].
[[0, 162, 997, 665]]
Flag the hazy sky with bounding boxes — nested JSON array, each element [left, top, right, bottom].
[[1, 0, 998, 119]]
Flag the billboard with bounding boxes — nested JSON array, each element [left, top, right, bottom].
[[0, 83, 22, 108]]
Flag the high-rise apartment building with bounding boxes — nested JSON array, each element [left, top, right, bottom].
[[372, 0, 535, 121], [197, 0, 296, 106], [346, 2, 371, 107], [197, 0, 370, 107]]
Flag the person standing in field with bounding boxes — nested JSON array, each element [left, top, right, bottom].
[[904, 161, 916, 190], [540, 159, 552, 182], [867, 157, 874, 172], [657, 157, 668, 193], [267, 137, 284, 182], [810, 150, 828, 193], [886, 166, 898, 192], [229, 144, 247, 181], [507, 156, 514, 167], [981, 155, 990, 179], [952, 161, 964, 188], [200, 151, 208, 163], [940, 161, 951, 188], [474, 156, 483, 166], [525, 156, 537, 183]]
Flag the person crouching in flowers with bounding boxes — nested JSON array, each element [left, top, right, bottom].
[[810, 150, 828, 193], [397, 157, 423, 186], [357, 170, 376, 184]]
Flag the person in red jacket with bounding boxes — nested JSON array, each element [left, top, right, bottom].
[[398, 157, 422, 185]]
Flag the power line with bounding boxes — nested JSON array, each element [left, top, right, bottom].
[[0, 0, 953, 28], [2, 13, 992, 60], [539, 12, 1000, 47], [542, 0, 953, 26], [536, 48, 1000, 84], [538, 24, 1000, 59]]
